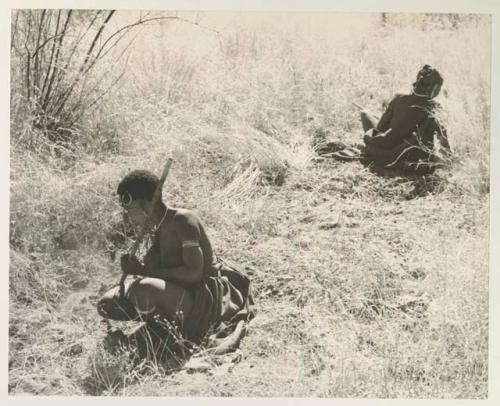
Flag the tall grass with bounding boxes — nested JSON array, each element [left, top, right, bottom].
[[9, 11, 490, 397]]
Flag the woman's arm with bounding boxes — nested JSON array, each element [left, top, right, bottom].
[[145, 246, 204, 285], [364, 95, 405, 148], [376, 95, 398, 133], [365, 128, 406, 149]]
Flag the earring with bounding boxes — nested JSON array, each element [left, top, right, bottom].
[[121, 192, 132, 207]]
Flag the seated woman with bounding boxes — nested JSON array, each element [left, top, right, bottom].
[[359, 65, 451, 173], [97, 170, 254, 346]]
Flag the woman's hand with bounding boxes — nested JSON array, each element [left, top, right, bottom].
[[120, 253, 145, 276]]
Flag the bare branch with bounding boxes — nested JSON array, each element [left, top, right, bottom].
[[40, 10, 61, 105], [32, 32, 66, 57], [38, 10, 53, 68], [42, 10, 72, 112], [11, 10, 20, 51], [33, 10, 46, 93], [53, 10, 115, 116], [82, 10, 115, 71], [17, 9, 222, 135], [86, 28, 142, 111], [24, 11, 33, 101], [90, 15, 220, 67], [88, 24, 136, 65], [52, 11, 103, 97], [63, 10, 102, 71]]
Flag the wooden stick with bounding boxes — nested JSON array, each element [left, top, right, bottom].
[[119, 158, 173, 297], [352, 102, 381, 120]]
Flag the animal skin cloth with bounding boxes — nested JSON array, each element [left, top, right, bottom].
[[100, 257, 255, 346]]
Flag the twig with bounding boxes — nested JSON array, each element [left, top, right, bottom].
[[40, 10, 61, 108], [11, 10, 20, 51], [42, 10, 72, 113], [32, 32, 65, 57], [71, 22, 140, 114], [60, 10, 102, 75], [85, 29, 140, 112], [52, 10, 115, 118], [83, 10, 116, 71], [33, 10, 46, 94], [91, 15, 221, 67], [352, 101, 381, 120], [24, 11, 33, 101]]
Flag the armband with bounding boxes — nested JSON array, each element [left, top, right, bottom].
[[182, 240, 200, 248]]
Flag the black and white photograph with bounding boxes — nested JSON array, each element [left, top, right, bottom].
[[5, 0, 498, 400]]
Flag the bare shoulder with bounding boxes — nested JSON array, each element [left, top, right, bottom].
[[171, 208, 202, 230], [393, 93, 407, 101], [385, 93, 404, 107]]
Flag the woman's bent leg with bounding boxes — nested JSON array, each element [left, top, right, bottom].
[[127, 277, 194, 322], [360, 110, 379, 132], [97, 277, 194, 323], [97, 281, 139, 321]]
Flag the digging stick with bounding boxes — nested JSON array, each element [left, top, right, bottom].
[[119, 158, 173, 298], [352, 102, 380, 120]]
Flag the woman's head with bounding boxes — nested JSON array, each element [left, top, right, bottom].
[[117, 170, 160, 229], [413, 65, 444, 98]]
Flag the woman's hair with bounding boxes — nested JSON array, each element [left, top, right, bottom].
[[413, 65, 444, 97], [117, 170, 159, 204]]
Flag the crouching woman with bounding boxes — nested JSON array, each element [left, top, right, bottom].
[[97, 170, 255, 345], [360, 65, 451, 173]]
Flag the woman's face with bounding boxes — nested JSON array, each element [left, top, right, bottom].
[[122, 199, 152, 230], [430, 83, 442, 98]]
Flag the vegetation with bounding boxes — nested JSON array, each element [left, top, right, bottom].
[[9, 11, 489, 397]]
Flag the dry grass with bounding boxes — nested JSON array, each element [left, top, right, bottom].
[[9, 12, 489, 397]]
